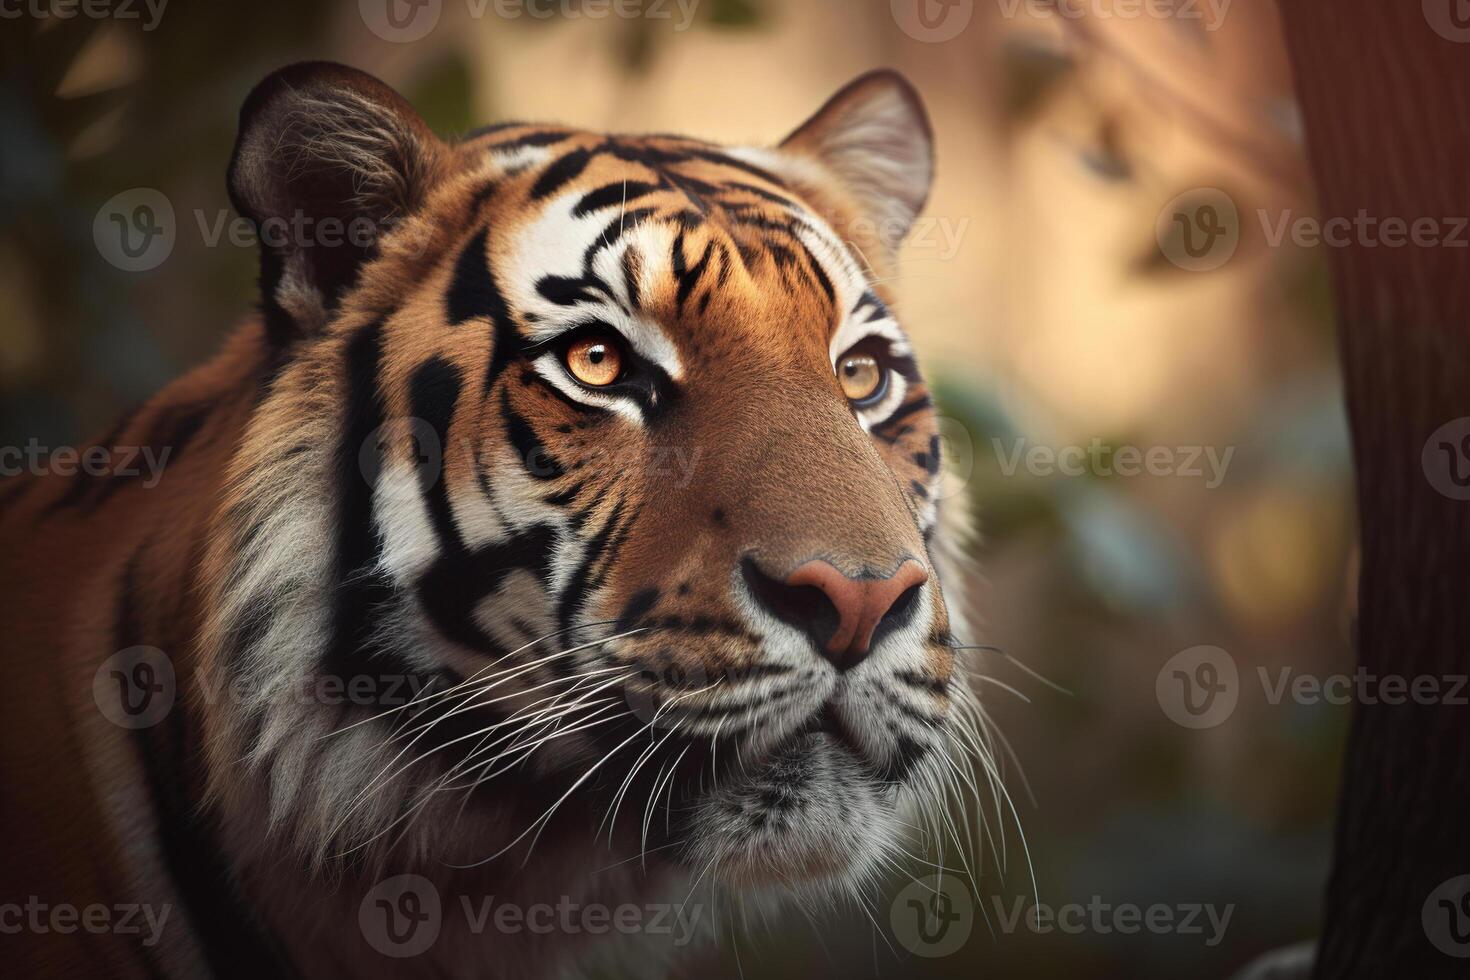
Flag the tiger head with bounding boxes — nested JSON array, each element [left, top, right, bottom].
[[203, 62, 977, 902]]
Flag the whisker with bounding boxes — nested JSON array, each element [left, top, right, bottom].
[[949, 641, 1075, 697]]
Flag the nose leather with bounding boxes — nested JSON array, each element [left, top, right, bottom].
[[786, 558, 929, 662]]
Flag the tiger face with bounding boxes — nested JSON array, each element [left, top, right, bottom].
[[204, 62, 973, 904]]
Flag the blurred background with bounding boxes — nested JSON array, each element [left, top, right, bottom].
[[0, 1, 1352, 977]]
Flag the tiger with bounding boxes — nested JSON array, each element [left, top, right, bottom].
[[0, 61, 990, 979]]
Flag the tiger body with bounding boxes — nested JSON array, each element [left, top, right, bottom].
[[0, 63, 979, 979]]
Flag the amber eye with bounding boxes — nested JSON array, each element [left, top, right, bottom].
[[838, 352, 886, 404], [564, 335, 623, 387]]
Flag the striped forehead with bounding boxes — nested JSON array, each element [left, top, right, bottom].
[[468, 134, 884, 362], [500, 185, 686, 377]]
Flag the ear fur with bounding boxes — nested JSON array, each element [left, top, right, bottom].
[[227, 61, 446, 339], [779, 70, 935, 253]]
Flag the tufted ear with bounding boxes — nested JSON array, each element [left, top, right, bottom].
[[228, 62, 446, 340], [780, 70, 935, 253]]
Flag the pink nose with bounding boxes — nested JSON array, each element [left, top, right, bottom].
[[785, 559, 930, 668]]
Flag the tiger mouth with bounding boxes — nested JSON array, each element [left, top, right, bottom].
[[676, 704, 907, 886], [720, 699, 899, 793], [785, 702, 869, 763]]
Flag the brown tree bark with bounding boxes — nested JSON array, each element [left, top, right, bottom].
[[1276, 2, 1470, 976]]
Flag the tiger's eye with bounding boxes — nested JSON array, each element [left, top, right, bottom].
[[838, 353, 884, 403], [565, 336, 623, 387]]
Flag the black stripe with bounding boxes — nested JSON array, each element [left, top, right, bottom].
[[883, 734, 932, 784], [875, 394, 934, 433], [582, 207, 656, 272], [220, 592, 279, 678], [556, 498, 626, 629], [686, 148, 790, 187], [537, 274, 603, 307], [584, 497, 642, 596], [484, 128, 575, 149], [410, 357, 466, 552], [673, 236, 715, 314], [45, 402, 210, 516], [322, 320, 398, 681], [797, 239, 836, 308], [544, 480, 585, 506], [502, 388, 565, 481], [116, 553, 297, 978], [447, 227, 512, 328], [416, 524, 557, 654], [531, 147, 593, 200], [721, 180, 799, 208], [896, 669, 947, 696], [622, 246, 643, 312], [45, 404, 142, 511], [616, 587, 660, 633], [573, 180, 663, 218]]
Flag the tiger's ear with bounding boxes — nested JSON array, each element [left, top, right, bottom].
[[228, 62, 446, 339], [779, 70, 934, 253]]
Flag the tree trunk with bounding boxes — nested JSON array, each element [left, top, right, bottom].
[[1276, 2, 1470, 976]]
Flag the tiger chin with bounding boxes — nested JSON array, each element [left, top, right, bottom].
[[0, 62, 987, 979]]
